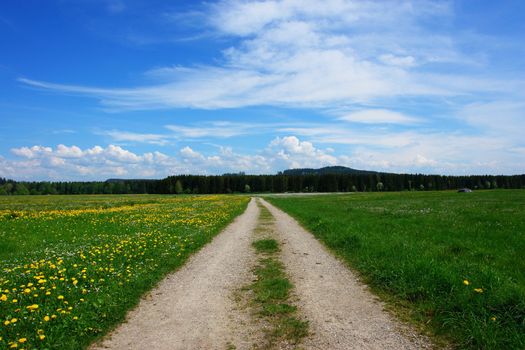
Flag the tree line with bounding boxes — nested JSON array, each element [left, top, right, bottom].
[[1, 173, 524, 195]]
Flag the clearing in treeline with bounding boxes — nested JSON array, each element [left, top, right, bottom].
[[0, 195, 249, 349], [266, 190, 525, 349]]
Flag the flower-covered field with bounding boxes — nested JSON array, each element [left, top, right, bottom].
[[0, 195, 249, 349]]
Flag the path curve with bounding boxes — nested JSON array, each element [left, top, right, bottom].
[[259, 198, 431, 350], [92, 198, 259, 350]]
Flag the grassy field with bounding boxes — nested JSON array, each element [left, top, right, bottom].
[[267, 190, 525, 349], [0, 194, 249, 349]]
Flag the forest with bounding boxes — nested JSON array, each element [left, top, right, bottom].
[[1, 172, 524, 195]]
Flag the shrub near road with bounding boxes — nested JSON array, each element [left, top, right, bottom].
[[0, 195, 249, 349], [267, 190, 525, 349]]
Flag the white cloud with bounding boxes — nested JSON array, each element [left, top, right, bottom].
[[2, 128, 525, 181], [458, 101, 525, 139], [102, 130, 169, 145], [56, 144, 83, 158], [11, 146, 53, 159], [165, 121, 261, 138], [339, 109, 420, 124], [378, 54, 416, 67], [180, 146, 204, 159], [268, 136, 338, 169], [18, 0, 520, 111]]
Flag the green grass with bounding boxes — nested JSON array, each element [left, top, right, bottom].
[[250, 250, 308, 346], [266, 190, 525, 349], [0, 194, 249, 349], [252, 239, 279, 254]]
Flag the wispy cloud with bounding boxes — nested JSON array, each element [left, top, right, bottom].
[[338, 109, 421, 125], [100, 130, 169, 145], [18, 0, 521, 115]]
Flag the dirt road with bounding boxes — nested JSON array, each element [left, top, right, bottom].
[[93, 197, 430, 349]]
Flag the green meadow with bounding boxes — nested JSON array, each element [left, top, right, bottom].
[[267, 190, 525, 349], [0, 194, 248, 349]]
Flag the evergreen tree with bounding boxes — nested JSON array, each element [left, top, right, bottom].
[[175, 180, 183, 194]]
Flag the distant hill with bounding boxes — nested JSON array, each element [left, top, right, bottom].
[[282, 166, 383, 176]]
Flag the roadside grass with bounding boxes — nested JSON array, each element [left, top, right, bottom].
[[250, 241, 308, 347], [249, 202, 308, 348], [0, 194, 249, 349], [266, 190, 525, 349], [252, 239, 279, 254]]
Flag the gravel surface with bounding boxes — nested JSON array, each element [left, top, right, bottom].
[[260, 198, 431, 350]]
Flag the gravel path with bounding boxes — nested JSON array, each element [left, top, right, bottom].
[[259, 198, 431, 350], [92, 198, 260, 350], [93, 197, 430, 349]]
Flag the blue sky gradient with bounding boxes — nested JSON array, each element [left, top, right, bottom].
[[1, 0, 524, 180]]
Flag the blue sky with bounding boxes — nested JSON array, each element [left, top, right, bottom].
[[1, 0, 524, 180]]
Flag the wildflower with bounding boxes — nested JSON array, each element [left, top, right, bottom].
[[10, 318, 17, 323], [57, 295, 64, 300], [44, 315, 50, 322], [463, 280, 469, 286], [474, 288, 483, 293], [26, 304, 39, 310], [4, 320, 10, 326], [491, 316, 496, 321], [12, 299, 17, 303], [9, 343, 17, 348], [0, 294, 7, 301], [18, 338, 27, 343], [39, 335, 46, 340]]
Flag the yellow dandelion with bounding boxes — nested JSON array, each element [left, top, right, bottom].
[[9, 343, 17, 348], [57, 295, 64, 300], [39, 335, 46, 340], [44, 315, 50, 322], [19, 338, 27, 343], [0, 294, 7, 301], [26, 304, 39, 310], [10, 318, 17, 323], [474, 288, 483, 293], [4, 320, 10, 326], [463, 280, 469, 286], [491, 316, 496, 321]]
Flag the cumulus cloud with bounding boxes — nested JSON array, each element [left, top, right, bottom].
[[3, 127, 524, 181], [2, 137, 341, 180], [267, 136, 338, 170]]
